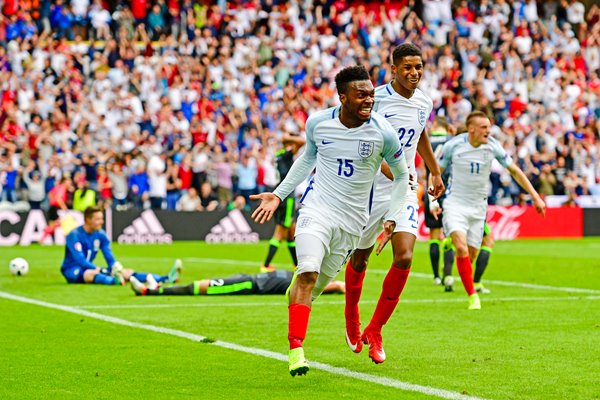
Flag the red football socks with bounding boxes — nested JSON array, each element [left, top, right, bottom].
[[368, 266, 410, 330], [288, 303, 311, 349], [456, 256, 476, 295], [345, 261, 366, 321]]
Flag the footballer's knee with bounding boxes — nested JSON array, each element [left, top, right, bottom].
[[296, 255, 320, 280], [483, 235, 494, 248], [296, 271, 318, 292], [350, 249, 370, 273], [83, 269, 99, 283], [391, 251, 413, 269], [454, 243, 469, 257]]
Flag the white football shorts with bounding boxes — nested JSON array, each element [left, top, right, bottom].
[[295, 206, 359, 280], [356, 190, 419, 250], [442, 200, 487, 248]]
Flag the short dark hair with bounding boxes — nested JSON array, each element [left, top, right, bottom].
[[84, 205, 103, 221], [392, 43, 422, 65], [335, 65, 370, 95], [466, 111, 490, 127]]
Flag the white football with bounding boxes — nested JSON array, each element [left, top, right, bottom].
[[9, 257, 29, 276]]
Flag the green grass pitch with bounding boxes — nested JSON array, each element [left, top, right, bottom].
[[1, 239, 599, 399]]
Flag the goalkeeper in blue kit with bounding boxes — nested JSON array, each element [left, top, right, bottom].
[[60, 206, 179, 286]]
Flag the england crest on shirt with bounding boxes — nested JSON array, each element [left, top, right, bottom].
[[418, 108, 426, 126], [94, 239, 100, 250], [358, 141, 374, 158]]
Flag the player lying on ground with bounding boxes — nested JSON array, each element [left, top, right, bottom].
[[130, 269, 345, 296], [60, 206, 180, 286]]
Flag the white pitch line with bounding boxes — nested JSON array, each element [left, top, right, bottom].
[[0, 290, 486, 400], [76, 295, 600, 310], [119, 257, 600, 294], [405, 272, 600, 294]]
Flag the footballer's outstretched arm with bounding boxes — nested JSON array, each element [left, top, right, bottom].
[[251, 134, 317, 223], [507, 163, 546, 216]]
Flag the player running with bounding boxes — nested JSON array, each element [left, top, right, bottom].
[[344, 43, 444, 364], [433, 111, 546, 309], [251, 65, 410, 377]]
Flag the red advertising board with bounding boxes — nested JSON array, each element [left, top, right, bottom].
[[416, 206, 583, 240]]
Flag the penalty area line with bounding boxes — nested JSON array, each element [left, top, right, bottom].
[[0, 290, 487, 400]]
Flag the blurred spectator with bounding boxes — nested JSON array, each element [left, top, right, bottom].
[[166, 157, 182, 210], [96, 164, 113, 207], [22, 161, 46, 210], [236, 152, 257, 206], [227, 194, 249, 212], [0, 0, 595, 215], [128, 162, 149, 209], [199, 182, 218, 212], [147, 152, 167, 210], [72, 180, 97, 212], [0, 161, 18, 202], [176, 186, 201, 211], [109, 163, 128, 210]]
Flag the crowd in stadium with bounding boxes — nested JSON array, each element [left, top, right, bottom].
[[0, 0, 598, 212]]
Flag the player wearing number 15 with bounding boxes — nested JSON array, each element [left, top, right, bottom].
[[435, 111, 546, 309], [250, 65, 410, 377]]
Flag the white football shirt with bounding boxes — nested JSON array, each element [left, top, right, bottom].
[[274, 106, 406, 236], [439, 133, 513, 207], [373, 84, 433, 199]]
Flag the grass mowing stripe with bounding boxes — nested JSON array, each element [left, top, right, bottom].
[[0, 290, 487, 400], [75, 295, 600, 309]]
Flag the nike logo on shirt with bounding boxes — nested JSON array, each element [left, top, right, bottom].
[[384, 113, 397, 118], [322, 140, 334, 145]]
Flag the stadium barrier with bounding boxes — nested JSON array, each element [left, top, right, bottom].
[[0, 206, 592, 246], [108, 208, 274, 244], [583, 209, 600, 236]]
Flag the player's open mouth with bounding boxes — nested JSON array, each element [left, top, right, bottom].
[[359, 107, 372, 117]]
